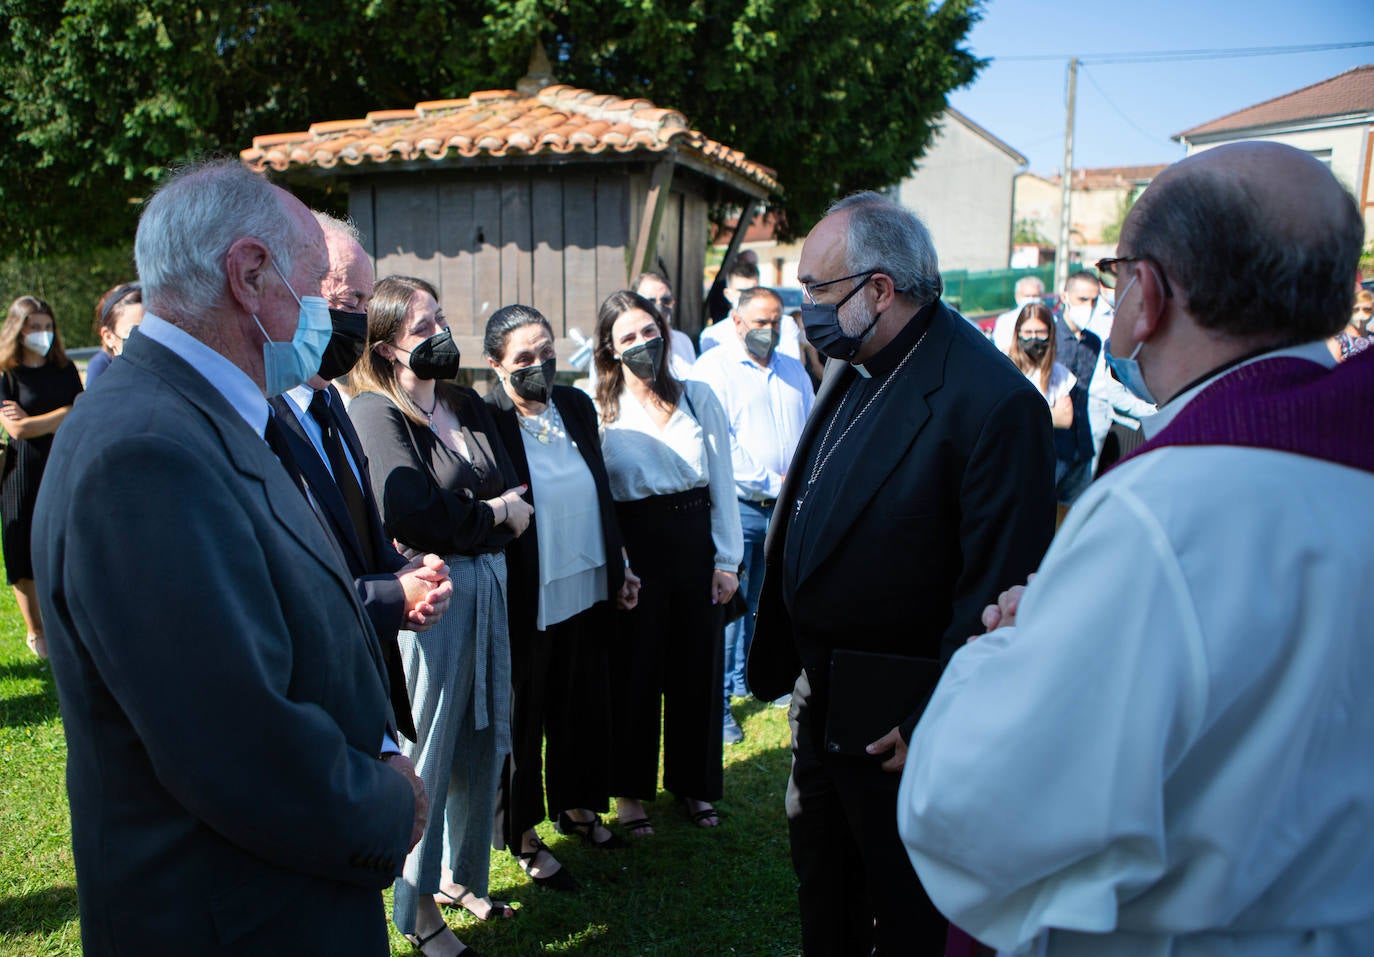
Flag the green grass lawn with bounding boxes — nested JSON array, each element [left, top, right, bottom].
[[0, 584, 802, 955]]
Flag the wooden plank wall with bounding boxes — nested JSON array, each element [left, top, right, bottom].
[[626, 176, 709, 336], [355, 170, 639, 366]]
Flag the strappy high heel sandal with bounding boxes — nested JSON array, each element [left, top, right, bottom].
[[513, 835, 578, 891], [554, 810, 626, 849]]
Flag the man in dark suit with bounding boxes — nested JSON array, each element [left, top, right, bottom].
[[1053, 271, 1104, 503], [747, 191, 1057, 955], [269, 211, 453, 744], [32, 160, 424, 956]]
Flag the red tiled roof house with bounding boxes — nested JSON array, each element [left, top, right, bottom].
[[1175, 65, 1374, 236], [241, 57, 779, 361]]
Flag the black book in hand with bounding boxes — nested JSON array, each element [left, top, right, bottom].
[[824, 650, 943, 758]]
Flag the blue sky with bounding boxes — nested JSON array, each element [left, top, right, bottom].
[[947, 0, 1373, 174]]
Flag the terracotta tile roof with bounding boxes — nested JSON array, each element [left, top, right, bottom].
[[240, 84, 779, 195], [1068, 164, 1167, 189], [1032, 164, 1167, 190], [1176, 64, 1374, 139]]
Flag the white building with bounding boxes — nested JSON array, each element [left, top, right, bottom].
[[715, 109, 1027, 288], [894, 109, 1028, 273], [1175, 64, 1374, 236]]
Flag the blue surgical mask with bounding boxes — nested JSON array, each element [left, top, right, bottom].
[[252, 258, 332, 396], [23, 330, 54, 357], [1101, 276, 1156, 404]]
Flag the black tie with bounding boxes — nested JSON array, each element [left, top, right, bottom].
[[307, 390, 377, 560]]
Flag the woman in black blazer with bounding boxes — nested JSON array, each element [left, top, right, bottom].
[[348, 277, 532, 955], [483, 305, 641, 890]]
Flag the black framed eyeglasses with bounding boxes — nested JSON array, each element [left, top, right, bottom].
[[1096, 256, 1173, 298], [801, 270, 877, 305]]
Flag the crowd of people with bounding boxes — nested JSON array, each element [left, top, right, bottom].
[[12, 139, 1373, 957]]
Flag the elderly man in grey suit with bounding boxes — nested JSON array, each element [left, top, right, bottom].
[[32, 159, 425, 956]]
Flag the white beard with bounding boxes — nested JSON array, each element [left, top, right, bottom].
[[838, 293, 877, 339]]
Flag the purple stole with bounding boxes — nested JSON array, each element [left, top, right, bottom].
[[1117, 349, 1374, 475]]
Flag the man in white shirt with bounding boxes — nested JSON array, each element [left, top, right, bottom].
[[699, 258, 761, 354], [899, 141, 1374, 957], [689, 287, 814, 744], [992, 275, 1046, 351]]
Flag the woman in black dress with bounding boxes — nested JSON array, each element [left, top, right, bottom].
[[0, 296, 83, 658]]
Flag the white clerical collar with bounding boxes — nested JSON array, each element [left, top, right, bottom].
[[1142, 340, 1335, 439], [852, 362, 874, 379]]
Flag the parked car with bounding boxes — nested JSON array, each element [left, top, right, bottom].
[[775, 286, 804, 313]]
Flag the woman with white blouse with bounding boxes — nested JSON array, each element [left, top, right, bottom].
[[482, 305, 641, 891], [593, 290, 742, 836]]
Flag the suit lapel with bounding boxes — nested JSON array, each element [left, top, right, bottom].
[[121, 336, 368, 607], [793, 306, 953, 588], [327, 385, 399, 571], [268, 395, 368, 574], [489, 386, 532, 485]]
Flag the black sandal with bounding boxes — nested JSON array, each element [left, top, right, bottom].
[[555, 810, 627, 849], [617, 814, 653, 837], [405, 924, 483, 957], [683, 799, 720, 828], [433, 885, 517, 920], [514, 836, 578, 891]]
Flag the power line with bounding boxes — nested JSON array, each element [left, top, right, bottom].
[[992, 40, 1374, 64], [1079, 65, 1172, 146]]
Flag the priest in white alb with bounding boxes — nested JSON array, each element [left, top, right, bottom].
[[898, 141, 1374, 957]]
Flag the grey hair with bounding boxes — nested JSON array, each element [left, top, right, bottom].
[[1124, 166, 1363, 343], [1014, 276, 1045, 299], [313, 209, 363, 244], [134, 159, 295, 320], [829, 191, 942, 304]]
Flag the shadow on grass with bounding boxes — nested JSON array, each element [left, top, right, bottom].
[[0, 674, 60, 728], [0, 883, 78, 936], [0, 657, 51, 681], [446, 700, 800, 956]]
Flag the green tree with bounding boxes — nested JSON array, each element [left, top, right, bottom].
[[1013, 218, 1051, 246], [1, 0, 983, 256]]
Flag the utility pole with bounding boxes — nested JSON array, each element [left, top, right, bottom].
[[1055, 57, 1078, 295]]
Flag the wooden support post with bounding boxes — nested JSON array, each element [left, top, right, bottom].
[[630, 157, 677, 281], [702, 199, 760, 326]]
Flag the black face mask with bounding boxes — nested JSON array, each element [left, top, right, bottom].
[[315, 309, 369, 381], [1018, 337, 1050, 362], [407, 329, 462, 380], [620, 338, 664, 380], [799, 272, 879, 362], [507, 357, 556, 403]]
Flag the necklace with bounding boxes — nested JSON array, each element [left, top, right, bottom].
[[518, 404, 564, 445], [415, 394, 438, 430], [795, 327, 929, 516]]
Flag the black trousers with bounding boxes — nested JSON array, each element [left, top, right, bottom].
[[608, 489, 724, 801], [786, 670, 947, 956], [500, 601, 613, 847]]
